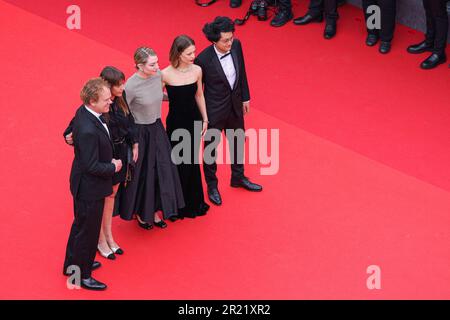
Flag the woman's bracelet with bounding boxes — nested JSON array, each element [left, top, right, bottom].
[[203, 120, 209, 123]]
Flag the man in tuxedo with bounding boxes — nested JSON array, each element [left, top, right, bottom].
[[407, 0, 448, 69], [195, 16, 262, 206], [63, 78, 122, 290]]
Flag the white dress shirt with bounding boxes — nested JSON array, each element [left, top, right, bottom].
[[84, 105, 110, 137], [214, 45, 236, 89]]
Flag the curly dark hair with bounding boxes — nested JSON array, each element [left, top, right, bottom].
[[202, 16, 235, 42]]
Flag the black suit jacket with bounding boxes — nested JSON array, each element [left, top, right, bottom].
[[195, 39, 250, 125], [69, 106, 116, 201]]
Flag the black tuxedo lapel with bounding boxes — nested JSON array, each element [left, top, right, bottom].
[[231, 48, 240, 91], [82, 107, 112, 147]]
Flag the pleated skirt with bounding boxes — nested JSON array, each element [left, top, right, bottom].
[[119, 119, 184, 224]]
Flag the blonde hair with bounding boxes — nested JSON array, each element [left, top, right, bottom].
[[80, 77, 110, 105], [134, 47, 157, 69]]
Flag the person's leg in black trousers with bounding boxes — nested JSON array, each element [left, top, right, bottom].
[[323, 0, 339, 39], [408, 0, 448, 69], [64, 198, 104, 280], [362, 0, 380, 46]]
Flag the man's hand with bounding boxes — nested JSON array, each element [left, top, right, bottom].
[[243, 101, 250, 115], [65, 132, 74, 145], [112, 159, 123, 172]]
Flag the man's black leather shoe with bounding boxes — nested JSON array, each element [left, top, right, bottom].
[[379, 41, 391, 54], [407, 40, 433, 54], [63, 261, 101, 276], [366, 34, 379, 46], [270, 10, 293, 27], [81, 277, 107, 291], [231, 177, 262, 192], [230, 0, 241, 8], [293, 13, 323, 25], [208, 188, 222, 205], [324, 23, 337, 39], [420, 53, 447, 70]]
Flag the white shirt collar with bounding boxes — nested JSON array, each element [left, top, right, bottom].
[[84, 105, 102, 119], [213, 45, 231, 59]]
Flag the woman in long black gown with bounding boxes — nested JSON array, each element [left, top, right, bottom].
[[162, 35, 210, 219]]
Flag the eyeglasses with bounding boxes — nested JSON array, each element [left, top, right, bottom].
[[218, 36, 234, 44]]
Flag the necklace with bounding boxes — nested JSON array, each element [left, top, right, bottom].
[[177, 65, 192, 73]]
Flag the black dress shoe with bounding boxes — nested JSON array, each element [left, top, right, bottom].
[[154, 220, 167, 229], [138, 219, 153, 230], [270, 10, 293, 27], [208, 188, 222, 206], [63, 261, 101, 276], [407, 40, 433, 54], [366, 34, 379, 46], [379, 41, 391, 54], [324, 23, 337, 39], [420, 53, 447, 70], [81, 277, 107, 291], [230, 0, 241, 8], [231, 177, 263, 192], [293, 13, 323, 25]]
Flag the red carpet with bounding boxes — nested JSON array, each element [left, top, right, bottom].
[[0, 0, 449, 299]]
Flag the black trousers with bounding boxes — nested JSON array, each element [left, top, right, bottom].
[[308, 0, 339, 23], [64, 198, 104, 279], [362, 0, 397, 42], [203, 110, 245, 189], [423, 0, 448, 54]]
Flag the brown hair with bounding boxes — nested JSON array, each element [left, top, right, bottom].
[[80, 77, 110, 105], [169, 35, 195, 68], [134, 47, 157, 70], [100, 66, 129, 115]]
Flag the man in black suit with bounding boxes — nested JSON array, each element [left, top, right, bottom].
[[407, 0, 448, 69], [63, 78, 122, 290], [195, 16, 262, 206]]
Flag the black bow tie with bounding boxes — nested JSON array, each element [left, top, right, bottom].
[[99, 115, 107, 124], [220, 52, 231, 60]]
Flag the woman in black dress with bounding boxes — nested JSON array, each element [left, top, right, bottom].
[[119, 47, 185, 229], [64, 66, 138, 259], [162, 35, 210, 219]]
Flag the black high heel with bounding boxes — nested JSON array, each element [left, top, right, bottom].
[[137, 220, 153, 230], [154, 220, 167, 229]]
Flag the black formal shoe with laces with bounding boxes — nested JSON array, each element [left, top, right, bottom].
[[63, 261, 101, 276], [230, 177, 262, 192], [407, 40, 433, 54], [230, 0, 241, 8], [324, 23, 337, 39], [366, 34, 379, 46], [81, 277, 107, 291], [270, 10, 293, 27], [293, 13, 323, 25], [154, 220, 167, 229], [208, 188, 222, 206], [420, 53, 447, 70], [138, 219, 153, 230], [379, 41, 391, 54]]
